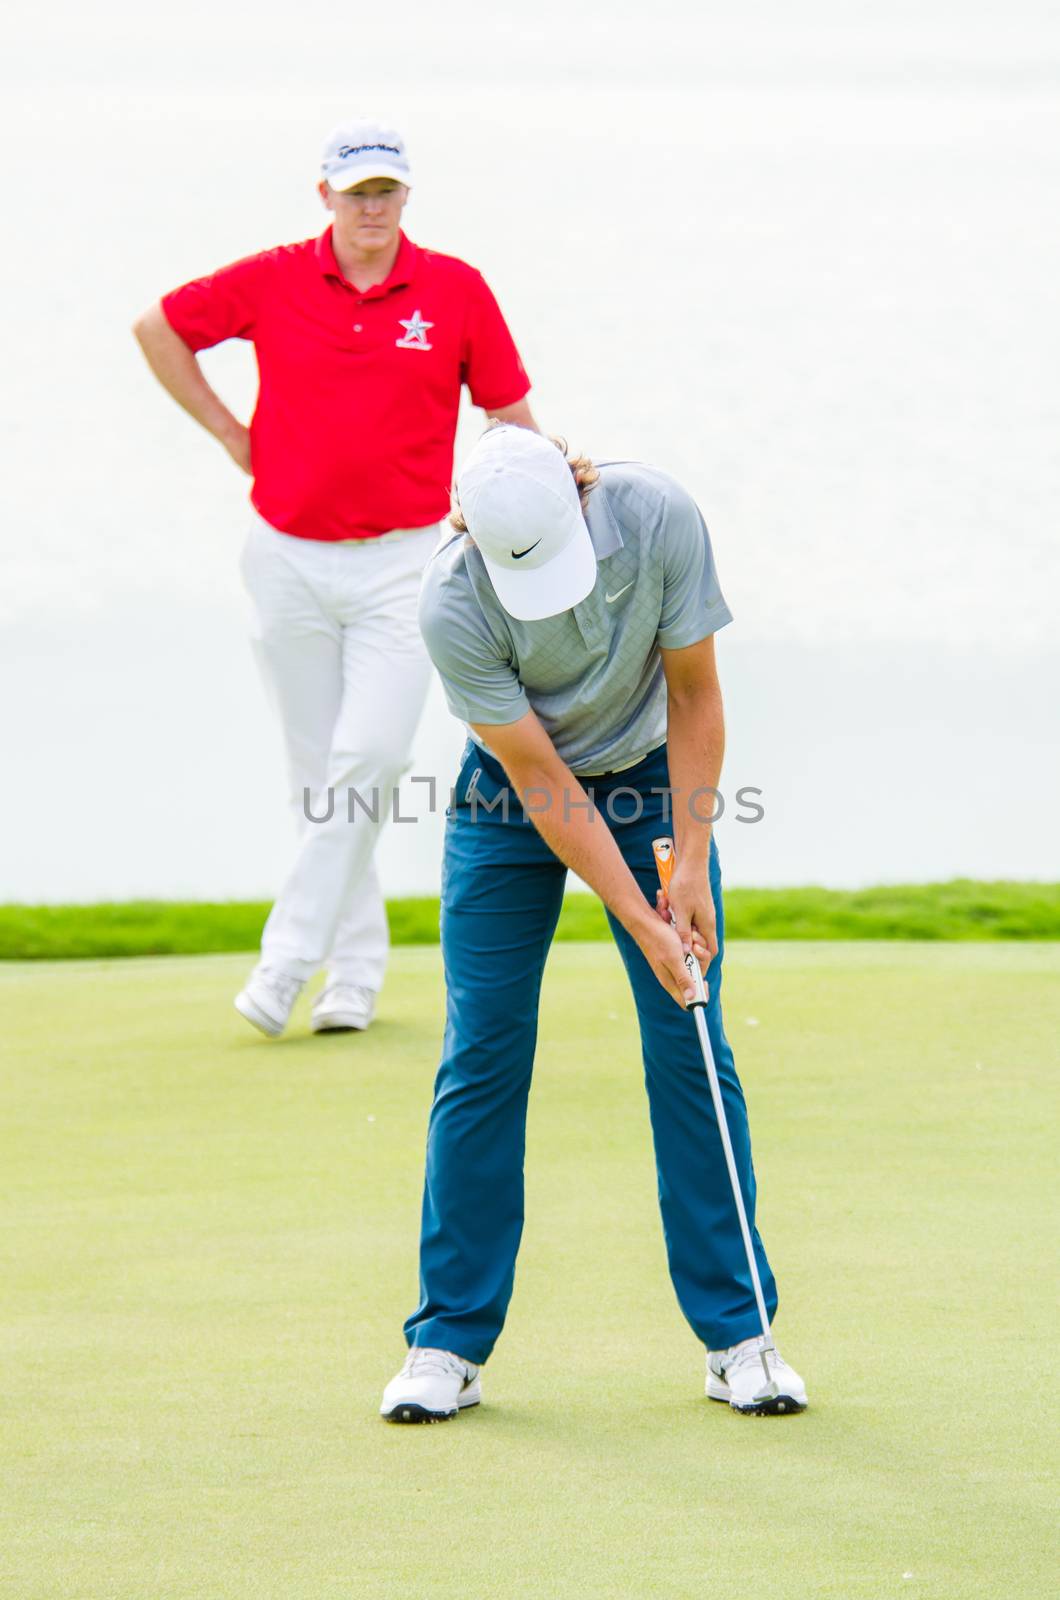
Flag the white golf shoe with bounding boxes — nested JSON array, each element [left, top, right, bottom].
[[380, 1347, 482, 1424], [233, 966, 305, 1037], [310, 983, 376, 1033], [707, 1335, 807, 1416]]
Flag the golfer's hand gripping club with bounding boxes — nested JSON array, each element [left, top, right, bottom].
[[652, 838, 709, 1007], [652, 837, 778, 1394]]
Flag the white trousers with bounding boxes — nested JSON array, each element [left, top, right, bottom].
[[240, 514, 438, 990]]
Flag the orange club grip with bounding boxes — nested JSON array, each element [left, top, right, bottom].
[[652, 837, 676, 896]]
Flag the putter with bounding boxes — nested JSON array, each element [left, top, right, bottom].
[[652, 837, 779, 1401]]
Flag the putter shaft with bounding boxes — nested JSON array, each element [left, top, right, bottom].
[[652, 838, 777, 1394]]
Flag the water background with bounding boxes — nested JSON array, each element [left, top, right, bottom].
[[2, 0, 1058, 899]]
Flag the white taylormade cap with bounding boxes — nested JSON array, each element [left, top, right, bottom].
[[457, 427, 597, 621], [320, 118, 412, 191]]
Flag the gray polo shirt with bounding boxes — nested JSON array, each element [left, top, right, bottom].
[[418, 459, 732, 775]]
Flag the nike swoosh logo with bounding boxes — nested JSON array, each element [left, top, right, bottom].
[[605, 582, 634, 603], [511, 540, 542, 560]]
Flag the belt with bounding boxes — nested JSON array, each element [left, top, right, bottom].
[[576, 750, 656, 779], [335, 522, 441, 548]]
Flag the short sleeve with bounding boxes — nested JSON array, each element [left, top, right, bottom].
[[655, 483, 733, 650], [160, 252, 268, 352], [460, 271, 531, 412], [419, 550, 530, 726]]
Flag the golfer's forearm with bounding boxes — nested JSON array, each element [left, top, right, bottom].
[[666, 687, 725, 868], [486, 397, 538, 431], [132, 303, 244, 447], [508, 768, 652, 938]]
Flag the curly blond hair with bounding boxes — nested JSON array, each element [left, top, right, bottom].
[[449, 423, 599, 533]]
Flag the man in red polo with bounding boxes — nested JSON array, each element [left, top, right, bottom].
[[134, 117, 535, 1036]]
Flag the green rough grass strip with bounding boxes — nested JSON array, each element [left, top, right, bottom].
[[0, 879, 1058, 960]]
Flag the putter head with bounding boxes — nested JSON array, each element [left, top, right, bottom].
[[756, 1339, 780, 1400]]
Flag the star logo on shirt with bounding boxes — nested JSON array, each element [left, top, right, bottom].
[[396, 310, 434, 350]]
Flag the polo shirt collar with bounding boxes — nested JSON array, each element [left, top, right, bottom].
[[585, 480, 624, 560], [315, 227, 418, 296]]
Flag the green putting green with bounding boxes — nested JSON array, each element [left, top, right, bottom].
[[3, 943, 1057, 1599]]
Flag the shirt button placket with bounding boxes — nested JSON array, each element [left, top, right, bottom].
[[573, 596, 606, 652]]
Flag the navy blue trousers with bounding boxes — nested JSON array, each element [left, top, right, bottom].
[[404, 742, 778, 1364]]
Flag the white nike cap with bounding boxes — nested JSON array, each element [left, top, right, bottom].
[[456, 427, 597, 621], [320, 118, 412, 191]]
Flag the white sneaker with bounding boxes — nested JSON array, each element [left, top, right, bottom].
[[233, 966, 305, 1037], [310, 983, 376, 1033], [380, 1347, 482, 1424], [707, 1335, 808, 1416]]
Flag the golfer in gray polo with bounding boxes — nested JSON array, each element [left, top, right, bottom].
[[380, 424, 807, 1423]]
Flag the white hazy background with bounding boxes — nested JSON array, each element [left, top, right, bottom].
[[2, 0, 1058, 901]]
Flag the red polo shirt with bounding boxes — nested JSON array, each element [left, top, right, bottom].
[[161, 229, 530, 541]]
